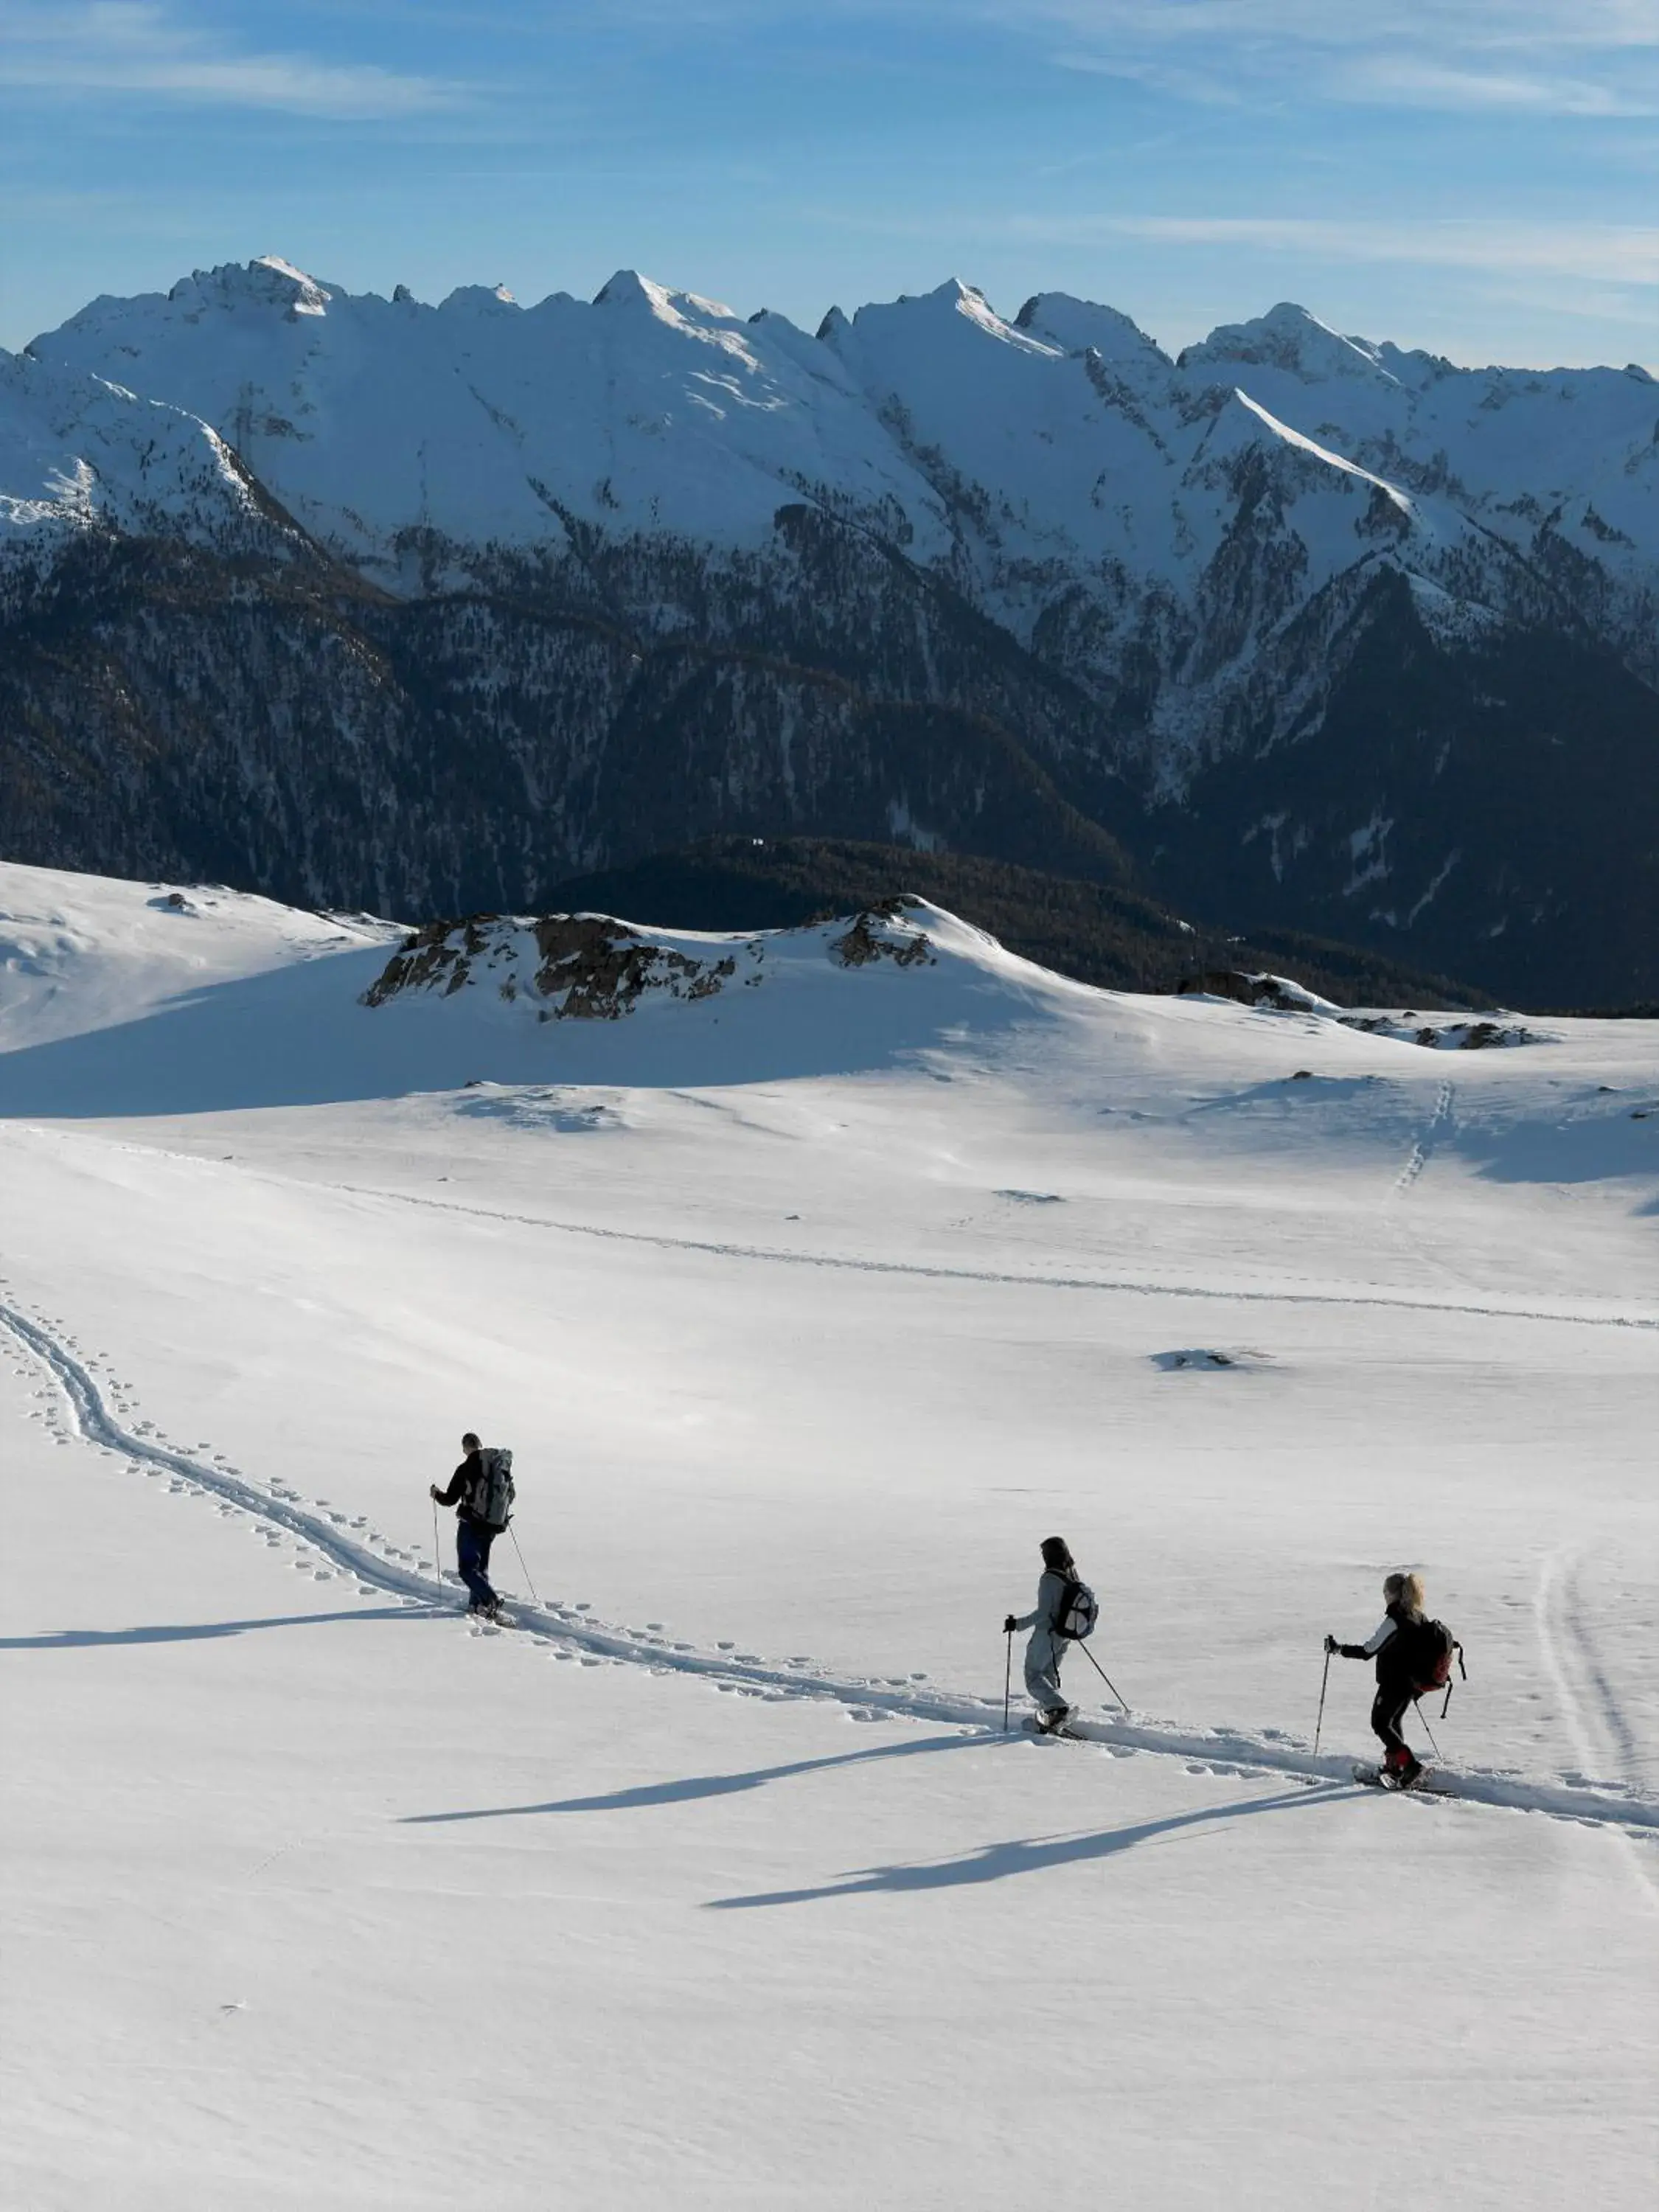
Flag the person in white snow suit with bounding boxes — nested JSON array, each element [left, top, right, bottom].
[[430, 1431, 502, 1620], [1327, 1569, 1427, 1785], [1005, 1535, 1077, 1733]]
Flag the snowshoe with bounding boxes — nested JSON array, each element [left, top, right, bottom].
[[1028, 1711, 1084, 1741], [1354, 1761, 1438, 1793]]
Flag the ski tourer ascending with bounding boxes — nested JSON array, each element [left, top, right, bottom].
[[429, 1431, 515, 1621], [1327, 1569, 1433, 1787], [1005, 1535, 1085, 1734]]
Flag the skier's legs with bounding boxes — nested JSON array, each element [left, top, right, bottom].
[[475, 1526, 498, 1600], [1023, 1635, 1068, 1719], [1371, 1686, 1413, 1771], [456, 1521, 498, 1610]]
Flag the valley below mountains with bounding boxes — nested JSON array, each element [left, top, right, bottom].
[[1, 256, 1655, 1005]]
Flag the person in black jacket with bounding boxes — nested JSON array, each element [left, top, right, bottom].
[[430, 1431, 501, 1619], [1328, 1569, 1427, 1784]]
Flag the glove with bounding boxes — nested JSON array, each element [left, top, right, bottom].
[[1324, 1633, 1338, 1655], [1004, 1615, 1018, 1634], [429, 1484, 442, 1501]]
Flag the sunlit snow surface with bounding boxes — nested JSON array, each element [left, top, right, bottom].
[[1, 861, 1655, 2210]]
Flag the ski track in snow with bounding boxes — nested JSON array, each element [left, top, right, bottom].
[[321, 1176, 1658, 1334], [1534, 1545, 1659, 1902], [4, 1295, 1657, 1844]]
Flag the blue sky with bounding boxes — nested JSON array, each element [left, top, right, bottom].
[[1, 2, 1654, 365]]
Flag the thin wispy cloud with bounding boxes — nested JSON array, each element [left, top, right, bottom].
[[977, 1, 1659, 117], [0, 3, 463, 119], [998, 215, 1659, 291]]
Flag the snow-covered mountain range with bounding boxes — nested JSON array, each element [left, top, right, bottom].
[[2, 257, 1656, 1003]]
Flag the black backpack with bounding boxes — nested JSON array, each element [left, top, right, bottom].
[[1409, 1616, 1463, 1700], [467, 1446, 515, 1531], [1054, 1577, 1099, 1642]]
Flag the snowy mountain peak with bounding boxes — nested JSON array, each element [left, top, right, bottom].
[[1013, 292, 1169, 369], [592, 269, 740, 328], [250, 255, 332, 316], [162, 256, 334, 321], [438, 282, 519, 315], [1181, 302, 1398, 385], [835, 278, 1062, 361]]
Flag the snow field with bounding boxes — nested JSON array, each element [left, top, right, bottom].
[[1, 862, 1655, 2205], [4, 1338, 1655, 2211]]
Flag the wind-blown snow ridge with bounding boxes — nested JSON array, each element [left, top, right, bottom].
[[4, 1297, 1653, 1840]]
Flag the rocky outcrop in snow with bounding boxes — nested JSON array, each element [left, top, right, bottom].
[[361, 902, 936, 1020]]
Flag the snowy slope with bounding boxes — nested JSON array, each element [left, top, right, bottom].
[[0, 350, 270, 566], [0, 862, 400, 1051], [2, 859, 1656, 2205]]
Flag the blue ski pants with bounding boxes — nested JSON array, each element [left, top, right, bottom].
[[456, 1520, 499, 1610]]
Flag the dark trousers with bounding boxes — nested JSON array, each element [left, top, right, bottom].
[[456, 1520, 498, 1610], [1371, 1685, 1414, 1768]]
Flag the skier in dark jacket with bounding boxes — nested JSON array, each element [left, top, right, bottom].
[[1328, 1569, 1427, 1785], [1005, 1535, 1078, 1733], [430, 1431, 502, 1619]]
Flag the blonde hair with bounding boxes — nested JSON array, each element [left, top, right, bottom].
[[1384, 1569, 1425, 1615]]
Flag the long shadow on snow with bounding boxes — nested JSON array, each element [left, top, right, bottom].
[[400, 1730, 978, 1825], [0, 1604, 436, 1650], [706, 1781, 1352, 1909]]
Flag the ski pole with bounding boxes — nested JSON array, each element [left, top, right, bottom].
[[1078, 1640, 1130, 1715], [1003, 1630, 1012, 1733], [432, 1497, 442, 1596], [1314, 1645, 1333, 1753], [1441, 1644, 1466, 1720], [1413, 1697, 1442, 1761], [509, 1523, 541, 1607]]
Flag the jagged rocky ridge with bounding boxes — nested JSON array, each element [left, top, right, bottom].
[[363, 900, 935, 1020], [1, 256, 1656, 1004]]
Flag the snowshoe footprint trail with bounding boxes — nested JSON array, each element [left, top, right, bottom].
[[3, 1294, 1656, 1843]]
